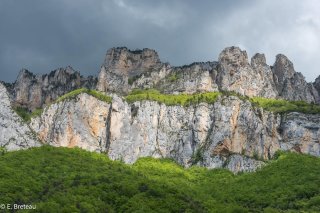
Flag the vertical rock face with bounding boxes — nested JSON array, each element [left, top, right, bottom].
[[12, 66, 97, 110], [3, 45, 320, 173], [314, 75, 320, 96], [216, 47, 278, 98], [96, 47, 162, 94], [103, 47, 161, 73], [0, 83, 41, 151], [29, 92, 320, 173], [30, 93, 111, 152], [280, 113, 320, 156], [95, 46, 320, 103], [272, 54, 319, 103], [157, 62, 219, 94], [106, 96, 320, 172]]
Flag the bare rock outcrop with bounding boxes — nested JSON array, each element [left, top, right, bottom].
[[156, 62, 219, 94], [29, 92, 320, 173], [3, 45, 320, 174], [216, 47, 278, 98], [0, 83, 41, 151], [279, 112, 320, 156], [12, 66, 97, 110], [272, 54, 319, 103], [30, 93, 111, 152], [314, 75, 320, 96], [96, 47, 163, 94]]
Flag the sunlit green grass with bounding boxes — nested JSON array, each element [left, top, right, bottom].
[[125, 89, 221, 106], [55, 88, 112, 103], [250, 97, 320, 114], [14, 89, 320, 123]]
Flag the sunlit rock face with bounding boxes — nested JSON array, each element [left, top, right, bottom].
[[30, 93, 111, 153], [29, 93, 320, 173]]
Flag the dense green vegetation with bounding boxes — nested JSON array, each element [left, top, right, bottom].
[[125, 89, 320, 114], [125, 89, 221, 106], [55, 88, 112, 103], [250, 97, 320, 114], [0, 146, 319, 212], [13, 107, 43, 122]]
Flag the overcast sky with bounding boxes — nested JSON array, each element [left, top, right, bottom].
[[0, 0, 319, 82]]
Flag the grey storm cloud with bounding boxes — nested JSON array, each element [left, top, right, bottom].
[[0, 0, 319, 82]]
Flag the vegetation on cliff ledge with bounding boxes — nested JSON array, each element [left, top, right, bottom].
[[250, 97, 320, 114], [0, 146, 319, 212], [125, 89, 320, 114], [125, 89, 221, 106], [14, 88, 320, 124], [13, 107, 43, 122], [55, 88, 112, 103]]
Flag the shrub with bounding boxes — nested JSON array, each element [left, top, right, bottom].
[[126, 89, 221, 106], [168, 73, 179, 82], [55, 88, 112, 104], [31, 108, 43, 118], [250, 97, 320, 114], [0, 146, 7, 155], [14, 107, 31, 122]]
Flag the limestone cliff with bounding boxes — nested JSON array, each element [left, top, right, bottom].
[[215, 47, 278, 98], [12, 66, 97, 110], [0, 83, 41, 151], [10, 46, 320, 110], [95, 46, 319, 103], [30, 93, 110, 152], [272, 54, 319, 103], [314, 75, 320, 96], [30, 93, 320, 173], [96, 47, 163, 94], [2, 46, 320, 173]]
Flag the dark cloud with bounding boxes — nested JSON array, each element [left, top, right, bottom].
[[0, 0, 319, 82]]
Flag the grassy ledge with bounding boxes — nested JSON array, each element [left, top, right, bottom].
[[55, 88, 112, 104], [125, 89, 320, 114], [14, 89, 320, 123], [250, 97, 320, 114], [125, 89, 221, 106]]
